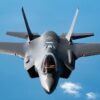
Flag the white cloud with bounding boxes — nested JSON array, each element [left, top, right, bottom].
[[60, 82, 82, 97], [86, 92, 97, 100]]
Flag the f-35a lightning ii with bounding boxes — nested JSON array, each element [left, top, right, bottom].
[[1, 8, 100, 94]]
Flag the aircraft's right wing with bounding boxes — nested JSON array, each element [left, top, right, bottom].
[[73, 43, 100, 58], [0, 42, 25, 58]]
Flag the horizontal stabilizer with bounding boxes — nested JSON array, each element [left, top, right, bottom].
[[6, 32, 40, 39], [7, 32, 27, 39], [61, 32, 94, 40], [71, 32, 94, 40]]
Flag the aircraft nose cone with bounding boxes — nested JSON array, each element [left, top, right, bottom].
[[44, 76, 55, 93], [41, 74, 58, 94]]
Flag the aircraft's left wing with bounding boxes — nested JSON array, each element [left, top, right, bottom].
[[0, 42, 25, 58], [72, 43, 100, 58]]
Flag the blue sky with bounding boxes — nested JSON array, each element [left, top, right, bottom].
[[0, 0, 100, 100]]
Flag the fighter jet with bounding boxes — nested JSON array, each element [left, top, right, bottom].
[[0, 8, 100, 94]]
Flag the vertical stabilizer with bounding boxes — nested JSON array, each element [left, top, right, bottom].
[[66, 8, 79, 41], [22, 7, 33, 40]]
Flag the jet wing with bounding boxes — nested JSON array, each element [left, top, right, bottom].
[[0, 42, 25, 58], [73, 43, 100, 58]]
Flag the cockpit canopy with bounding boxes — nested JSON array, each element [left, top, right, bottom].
[[42, 54, 57, 74]]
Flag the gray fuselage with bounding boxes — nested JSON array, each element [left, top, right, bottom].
[[24, 31, 75, 93]]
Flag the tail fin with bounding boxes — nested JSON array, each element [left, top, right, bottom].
[[66, 8, 79, 41], [22, 7, 34, 40]]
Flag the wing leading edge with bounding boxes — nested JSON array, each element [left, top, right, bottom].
[[0, 42, 25, 58], [73, 43, 100, 58]]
